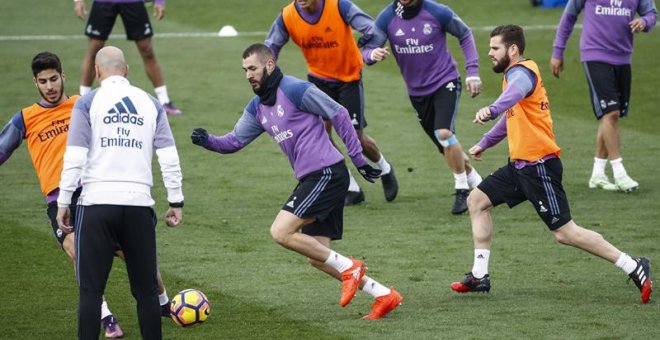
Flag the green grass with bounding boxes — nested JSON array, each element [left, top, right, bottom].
[[1, 0, 659, 339]]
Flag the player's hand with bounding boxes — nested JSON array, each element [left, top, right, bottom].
[[469, 144, 485, 161], [56, 207, 73, 234], [370, 47, 390, 62], [154, 4, 165, 21], [473, 107, 492, 125], [191, 128, 209, 146], [74, 1, 87, 20], [165, 207, 182, 227], [629, 18, 646, 33], [550, 58, 563, 78], [465, 77, 482, 98], [357, 164, 381, 183]]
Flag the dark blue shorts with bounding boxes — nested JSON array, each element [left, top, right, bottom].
[[477, 158, 572, 230], [409, 78, 462, 154], [46, 188, 82, 246], [308, 75, 366, 129], [85, 2, 153, 41], [283, 161, 349, 240], [583, 61, 631, 119]]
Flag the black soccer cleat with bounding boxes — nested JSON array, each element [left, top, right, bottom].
[[628, 256, 652, 304], [451, 189, 469, 215], [161, 303, 171, 317], [381, 167, 399, 202], [345, 190, 365, 206], [451, 272, 491, 293]]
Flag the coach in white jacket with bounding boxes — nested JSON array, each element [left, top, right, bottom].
[[56, 46, 183, 340]]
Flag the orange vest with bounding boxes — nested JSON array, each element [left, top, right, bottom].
[[502, 60, 560, 162], [282, 0, 363, 82], [21, 95, 79, 196]]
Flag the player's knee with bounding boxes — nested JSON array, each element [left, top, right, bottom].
[[435, 130, 457, 148], [602, 111, 620, 123], [138, 44, 156, 60], [269, 225, 291, 247], [467, 189, 489, 213]]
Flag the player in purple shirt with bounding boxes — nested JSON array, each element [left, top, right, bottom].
[[191, 44, 403, 320], [265, 0, 399, 206], [73, 0, 183, 115], [551, 0, 657, 192], [365, 0, 483, 215]]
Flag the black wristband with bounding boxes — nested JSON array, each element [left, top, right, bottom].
[[169, 201, 184, 208]]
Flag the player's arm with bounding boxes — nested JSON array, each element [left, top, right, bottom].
[[551, 0, 585, 77], [632, 0, 658, 33], [476, 66, 535, 125], [264, 14, 289, 60], [153, 0, 166, 21], [363, 8, 393, 64], [0, 112, 26, 166], [153, 102, 184, 226], [434, 5, 481, 97], [73, 0, 87, 20], [338, 0, 389, 63], [191, 98, 264, 154], [300, 85, 380, 181], [57, 103, 91, 232], [470, 116, 507, 161]]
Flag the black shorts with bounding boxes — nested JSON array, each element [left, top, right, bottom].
[[477, 158, 572, 230], [282, 162, 349, 240], [308, 75, 366, 129], [85, 2, 153, 41], [409, 78, 462, 154], [582, 61, 631, 119], [46, 188, 82, 246]]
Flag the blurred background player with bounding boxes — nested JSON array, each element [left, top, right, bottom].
[[191, 44, 402, 319], [74, 0, 183, 115], [551, 0, 657, 192], [365, 0, 483, 214], [56, 46, 184, 339], [450, 25, 652, 304], [265, 0, 399, 205], [0, 52, 172, 338]]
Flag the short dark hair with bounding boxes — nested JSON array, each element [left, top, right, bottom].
[[490, 25, 525, 55], [242, 43, 275, 64], [31, 52, 62, 77]]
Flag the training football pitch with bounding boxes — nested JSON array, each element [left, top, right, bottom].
[[1, 0, 658, 338]]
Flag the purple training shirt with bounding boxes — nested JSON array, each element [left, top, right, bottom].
[[203, 76, 366, 180]]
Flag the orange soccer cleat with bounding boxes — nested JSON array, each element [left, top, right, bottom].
[[340, 258, 366, 307], [363, 288, 403, 320]]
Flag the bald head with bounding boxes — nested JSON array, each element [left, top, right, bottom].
[[95, 46, 128, 81]]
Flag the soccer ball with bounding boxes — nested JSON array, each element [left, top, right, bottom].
[[170, 289, 211, 327]]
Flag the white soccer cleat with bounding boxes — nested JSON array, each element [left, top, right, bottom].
[[588, 174, 618, 191], [615, 174, 639, 192]]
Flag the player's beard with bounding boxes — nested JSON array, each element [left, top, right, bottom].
[[39, 82, 65, 105], [251, 67, 269, 94], [492, 54, 510, 74]]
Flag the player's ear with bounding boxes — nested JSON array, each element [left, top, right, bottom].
[[266, 58, 275, 73], [509, 44, 519, 57]]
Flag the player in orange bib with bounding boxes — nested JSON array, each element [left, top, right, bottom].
[[0, 52, 173, 337], [447, 26, 652, 304], [266, 0, 399, 206]]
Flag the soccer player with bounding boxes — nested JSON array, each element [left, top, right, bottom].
[[551, 0, 657, 191], [0, 52, 175, 338], [73, 0, 183, 115], [265, 0, 399, 205], [191, 43, 403, 319], [56, 46, 184, 339], [450, 25, 652, 304], [364, 0, 483, 214]]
